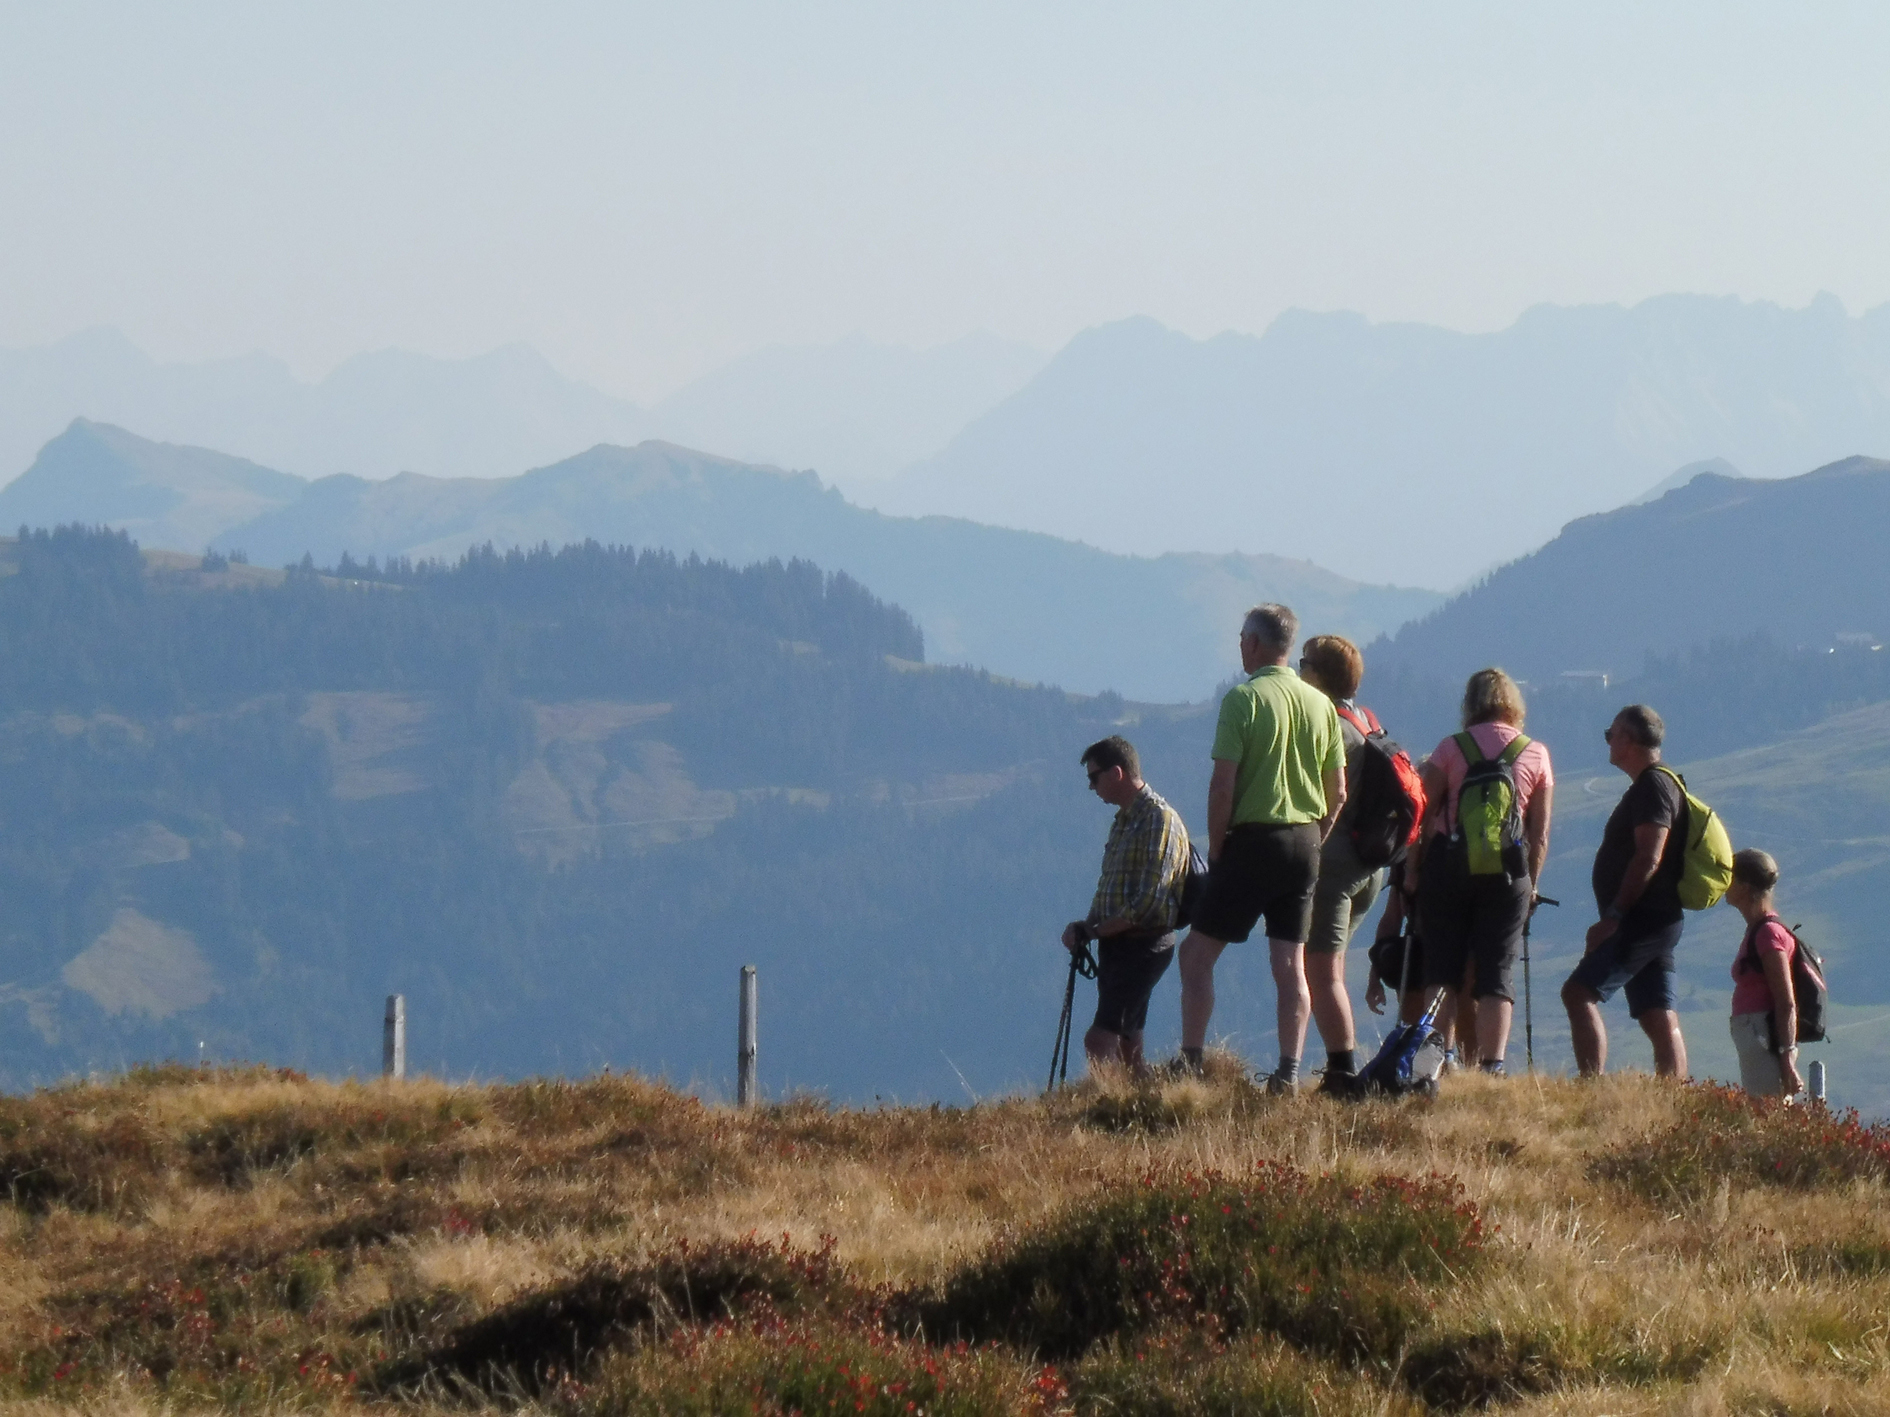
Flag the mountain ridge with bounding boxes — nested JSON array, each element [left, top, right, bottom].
[[0, 422, 1441, 700], [1369, 453, 1890, 686]]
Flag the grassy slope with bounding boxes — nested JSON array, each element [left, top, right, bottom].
[[4, 1064, 1890, 1415], [1544, 699, 1890, 1114]]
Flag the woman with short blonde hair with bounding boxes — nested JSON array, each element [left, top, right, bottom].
[[1412, 667, 1554, 1074]]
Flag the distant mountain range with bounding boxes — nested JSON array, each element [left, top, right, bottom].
[[872, 294, 1890, 585], [11, 295, 1890, 595], [0, 421, 1440, 700], [0, 327, 1043, 491], [1370, 454, 1890, 685]]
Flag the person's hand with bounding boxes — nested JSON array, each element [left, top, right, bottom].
[[1781, 1051, 1804, 1096], [1365, 973, 1386, 1015], [1584, 919, 1619, 955], [1061, 922, 1087, 952]]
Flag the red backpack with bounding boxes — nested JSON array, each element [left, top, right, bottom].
[[1335, 704, 1428, 869]]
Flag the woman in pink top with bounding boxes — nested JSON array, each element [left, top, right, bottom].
[[1411, 668, 1554, 1075], [1725, 848, 1803, 1098]]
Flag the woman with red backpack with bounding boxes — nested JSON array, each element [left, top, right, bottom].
[[1299, 635, 1425, 1092]]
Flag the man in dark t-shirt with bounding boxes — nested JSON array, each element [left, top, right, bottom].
[[1561, 704, 1690, 1077]]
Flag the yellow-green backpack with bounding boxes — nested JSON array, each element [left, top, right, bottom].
[[1654, 765, 1733, 911]]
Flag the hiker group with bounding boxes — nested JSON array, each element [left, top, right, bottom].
[[1060, 603, 1826, 1100]]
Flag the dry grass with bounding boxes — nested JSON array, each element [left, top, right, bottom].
[[1, 1061, 1887, 1414]]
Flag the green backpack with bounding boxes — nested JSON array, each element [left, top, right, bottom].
[[1654, 764, 1734, 910], [1451, 731, 1532, 878]]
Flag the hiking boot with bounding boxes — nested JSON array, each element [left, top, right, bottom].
[[1316, 1068, 1357, 1097], [1158, 1054, 1204, 1081], [1264, 1069, 1298, 1097]]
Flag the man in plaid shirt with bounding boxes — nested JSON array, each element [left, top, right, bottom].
[[1061, 735, 1192, 1074]]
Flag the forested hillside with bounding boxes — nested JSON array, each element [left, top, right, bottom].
[[0, 526, 1220, 1099]]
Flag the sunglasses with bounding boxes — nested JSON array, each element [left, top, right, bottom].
[[1086, 768, 1105, 784]]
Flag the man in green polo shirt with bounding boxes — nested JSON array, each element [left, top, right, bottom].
[[1177, 603, 1347, 1093]]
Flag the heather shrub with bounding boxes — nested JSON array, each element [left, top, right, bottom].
[[390, 1234, 858, 1394], [0, 1103, 164, 1213], [567, 1320, 1053, 1417], [1594, 1084, 1890, 1203], [922, 1162, 1485, 1363], [13, 1248, 371, 1400]]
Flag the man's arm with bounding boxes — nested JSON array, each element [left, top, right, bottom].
[[1206, 758, 1238, 863], [1584, 821, 1668, 952], [1317, 766, 1346, 844]]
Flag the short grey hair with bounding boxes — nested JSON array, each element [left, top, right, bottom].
[[1614, 704, 1665, 749], [1241, 603, 1298, 653]]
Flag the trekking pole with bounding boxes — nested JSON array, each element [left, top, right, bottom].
[[1047, 941, 1097, 1092], [1524, 895, 1559, 1073], [1395, 886, 1417, 1024]]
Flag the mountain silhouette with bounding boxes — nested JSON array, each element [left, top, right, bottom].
[[874, 295, 1890, 586]]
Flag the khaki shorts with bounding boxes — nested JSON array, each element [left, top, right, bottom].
[[1305, 849, 1386, 956], [1730, 1011, 1788, 1097]]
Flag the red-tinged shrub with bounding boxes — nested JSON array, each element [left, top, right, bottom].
[[921, 1162, 1486, 1364], [1594, 1083, 1890, 1203]]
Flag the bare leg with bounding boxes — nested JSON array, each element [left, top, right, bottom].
[[1083, 1026, 1125, 1070], [1563, 978, 1607, 1076], [1122, 1029, 1147, 1073], [1271, 938, 1311, 1064], [1476, 996, 1514, 1064], [1179, 931, 1227, 1051], [1640, 1010, 1688, 1078], [1305, 950, 1355, 1053], [1455, 958, 1481, 1066]]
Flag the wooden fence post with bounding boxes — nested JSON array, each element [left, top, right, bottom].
[[737, 966, 757, 1107], [383, 994, 406, 1080]]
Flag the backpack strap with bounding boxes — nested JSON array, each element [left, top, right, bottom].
[[1497, 733, 1531, 767], [1736, 912, 1787, 976], [1453, 730, 1484, 765]]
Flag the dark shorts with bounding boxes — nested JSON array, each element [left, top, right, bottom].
[[1417, 835, 1532, 1002], [1092, 930, 1177, 1035], [1190, 823, 1321, 946], [1566, 919, 1683, 1019]]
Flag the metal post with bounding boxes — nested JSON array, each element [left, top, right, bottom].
[[1809, 1059, 1826, 1103], [383, 994, 406, 1080], [737, 966, 758, 1107]]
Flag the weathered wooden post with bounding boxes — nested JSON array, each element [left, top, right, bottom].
[[1809, 1059, 1826, 1103], [383, 994, 406, 1080], [737, 966, 758, 1107]]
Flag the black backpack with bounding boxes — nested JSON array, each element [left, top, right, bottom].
[[1737, 914, 1829, 1044], [1334, 704, 1427, 869], [1174, 842, 1210, 929]]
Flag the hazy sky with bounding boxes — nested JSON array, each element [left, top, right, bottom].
[[4, 2, 1888, 400]]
